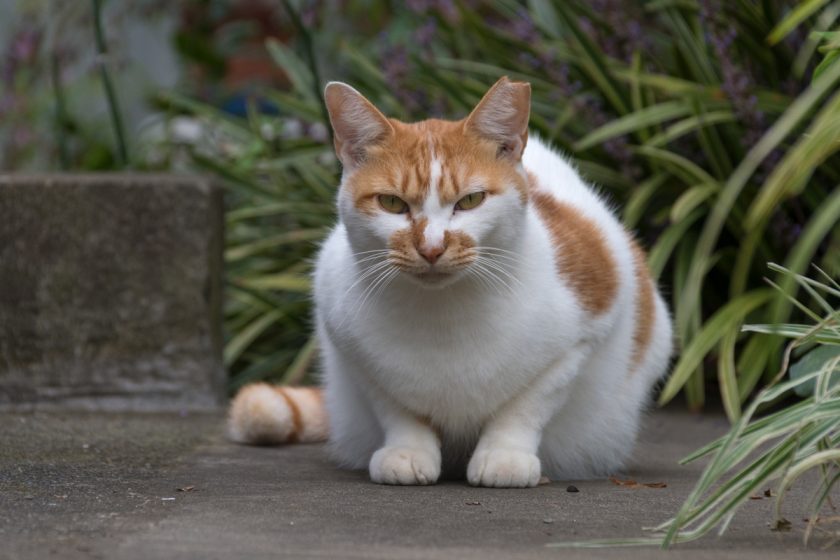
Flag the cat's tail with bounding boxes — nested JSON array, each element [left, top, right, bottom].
[[227, 383, 328, 444]]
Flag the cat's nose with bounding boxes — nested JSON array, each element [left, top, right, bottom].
[[418, 245, 445, 265]]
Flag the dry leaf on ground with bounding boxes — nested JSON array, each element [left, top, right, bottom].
[[609, 476, 667, 489]]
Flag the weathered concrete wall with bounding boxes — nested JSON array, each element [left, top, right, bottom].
[[0, 174, 225, 411]]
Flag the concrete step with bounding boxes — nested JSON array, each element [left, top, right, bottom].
[[0, 174, 225, 411]]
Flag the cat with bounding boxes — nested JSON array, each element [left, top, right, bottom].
[[227, 77, 673, 487]]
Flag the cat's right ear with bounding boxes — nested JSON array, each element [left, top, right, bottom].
[[324, 82, 394, 170]]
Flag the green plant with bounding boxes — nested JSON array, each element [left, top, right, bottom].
[[549, 263, 840, 548], [91, 0, 128, 166], [159, 1, 840, 407], [154, 65, 339, 390]]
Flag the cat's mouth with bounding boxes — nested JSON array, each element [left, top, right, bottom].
[[389, 254, 473, 289], [403, 266, 465, 289], [414, 270, 453, 283]]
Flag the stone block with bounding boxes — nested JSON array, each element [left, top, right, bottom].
[[0, 174, 225, 410]]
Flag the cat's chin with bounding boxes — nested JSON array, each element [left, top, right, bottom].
[[405, 270, 464, 290]]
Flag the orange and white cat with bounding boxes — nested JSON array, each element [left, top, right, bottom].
[[228, 77, 673, 487]]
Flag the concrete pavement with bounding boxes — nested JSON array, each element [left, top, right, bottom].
[[1, 408, 836, 559]]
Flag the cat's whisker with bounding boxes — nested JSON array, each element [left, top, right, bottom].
[[476, 249, 521, 261], [474, 252, 523, 270], [357, 263, 396, 305], [480, 269, 511, 298], [338, 260, 393, 316], [355, 253, 391, 265], [473, 246, 522, 257], [471, 261, 510, 297], [475, 252, 520, 272], [389, 256, 414, 267], [480, 260, 518, 295], [369, 267, 401, 306], [475, 249, 523, 266], [466, 264, 500, 295], [472, 245, 517, 253], [351, 257, 388, 272], [475, 256, 524, 289], [355, 253, 387, 263], [348, 259, 391, 288], [350, 249, 392, 258], [353, 266, 399, 323]]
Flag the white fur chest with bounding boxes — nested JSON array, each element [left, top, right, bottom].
[[316, 219, 586, 431]]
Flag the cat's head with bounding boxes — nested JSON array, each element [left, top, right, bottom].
[[324, 77, 531, 289]]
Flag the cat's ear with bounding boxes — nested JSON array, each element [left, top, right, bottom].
[[324, 82, 394, 170], [464, 76, 531, 161]]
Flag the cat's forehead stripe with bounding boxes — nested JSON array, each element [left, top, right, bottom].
[[429, 138, 443, 196]]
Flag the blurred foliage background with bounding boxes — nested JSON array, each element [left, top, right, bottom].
[[3, 0, 839, 418]]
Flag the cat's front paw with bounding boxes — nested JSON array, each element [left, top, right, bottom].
[[369, 446, 441, 485], [467, 448, 541, 488]]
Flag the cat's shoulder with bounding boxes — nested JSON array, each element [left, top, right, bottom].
[[522, 135, 610, 212], [523, 135, 630, 316]]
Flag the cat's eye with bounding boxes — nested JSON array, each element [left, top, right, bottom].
[[455, 192, 486, 211], [378, 194, 409, 214]]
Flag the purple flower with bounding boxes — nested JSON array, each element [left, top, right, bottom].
[[698, 0, 767, 153], [407, 0, 432, 14], [509, 8, 539, 43], [382, 45, 409, 84], [579, 1, 650, 62], [3, 26, 41, 85], [433, 0, 459, 23], [414, 18, 437, 51], [11, 29, 39, 61], [517, 52, 543, 70], [300, 0, 322, 28]]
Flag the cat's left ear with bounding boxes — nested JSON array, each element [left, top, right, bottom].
[[464, 76, 531, 161]]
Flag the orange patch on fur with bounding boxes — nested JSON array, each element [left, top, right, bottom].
[[274, 387, 302, 443], [388, 221, 420, 258], [443, 230, 475, 251], [531, 192, 618, 314], [629, 239, 655, 371]]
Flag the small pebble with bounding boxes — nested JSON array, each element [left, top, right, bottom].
[[161, 497, 175, 501], [566, 485, 579, 493], [543, 518, 554, 524]]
